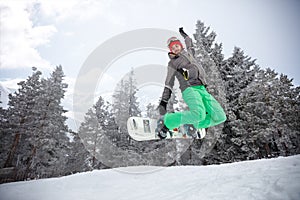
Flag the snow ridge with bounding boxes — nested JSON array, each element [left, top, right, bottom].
[[1, 155, 299, 200]]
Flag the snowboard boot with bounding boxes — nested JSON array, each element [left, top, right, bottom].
[[197, 128, 206, 139], [183, 124, 198, 138], [156, 117, 169, 139]]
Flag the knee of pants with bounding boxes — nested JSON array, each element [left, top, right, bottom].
[[190, 108, 206, 122], [213, 111, 227, 124], [218, 112, 227, 123]]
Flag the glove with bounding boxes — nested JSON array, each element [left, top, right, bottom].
[[157, 100, 167, 115], [179, 27, 188, 38]]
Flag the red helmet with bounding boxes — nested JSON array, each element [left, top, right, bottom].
[[167, 37, 183, 52]]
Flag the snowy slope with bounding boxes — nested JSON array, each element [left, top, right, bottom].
[[1, 155, 299, 200]]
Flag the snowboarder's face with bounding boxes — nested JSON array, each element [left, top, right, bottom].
[[171, 44, 182, 55]]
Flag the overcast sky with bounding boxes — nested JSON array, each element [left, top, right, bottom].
[[1, 0, 300, 89]]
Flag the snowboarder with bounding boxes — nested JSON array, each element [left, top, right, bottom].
[[156, 27, 227, 139]]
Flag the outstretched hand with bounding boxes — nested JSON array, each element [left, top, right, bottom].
[[179, 27, 188, 38]]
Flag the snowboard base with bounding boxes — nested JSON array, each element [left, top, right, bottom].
[[127, 117, 206, 141]]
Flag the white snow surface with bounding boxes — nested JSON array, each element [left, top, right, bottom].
[[1, 155, 300, 200]]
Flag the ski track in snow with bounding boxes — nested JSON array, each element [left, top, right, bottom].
[[1, 155, 300, 200]]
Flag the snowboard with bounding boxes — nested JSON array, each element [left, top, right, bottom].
[[127, 116, 206, 141]]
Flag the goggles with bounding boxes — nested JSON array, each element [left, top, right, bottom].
[[167, 37, 180, 47]]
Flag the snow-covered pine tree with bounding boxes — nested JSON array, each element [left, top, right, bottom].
[[212, 47, 258, 162], [3, 66, 72, 180], [193, 20, 227, 110], [202, 42, 299, 163], [211, 43, 225, 70], [97, 100, 119, 144], [194, 20, 217, 54], [0, 101, 14, 169], [4, 67, 43, 178], [237, 69, 300, 158], [78, 96, 114, 169], [128, 70, 141, 117], [146, 103, 157, 118], [191, 20, 228, 164], [274, 74, 300, 155], [32, 65, 70, 177], [112, 80, 128, 131], [223, 47, 257, 110], [112, 69, 141, 146], [64, 131, 94, 174]]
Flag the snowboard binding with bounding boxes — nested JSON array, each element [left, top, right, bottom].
[[155, 117, 171, 139], [182, 124, 198, 138]]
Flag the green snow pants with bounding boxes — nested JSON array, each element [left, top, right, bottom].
[[164, 85, 226, 130]]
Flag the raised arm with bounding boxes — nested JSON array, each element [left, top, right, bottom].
[[179, 27, 195, 57]]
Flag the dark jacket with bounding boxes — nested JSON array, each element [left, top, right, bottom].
[[161, 36, 207, 102]]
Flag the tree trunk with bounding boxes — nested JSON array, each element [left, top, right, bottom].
[[4, 133, 21, 168], [25, 145, 37, 179]]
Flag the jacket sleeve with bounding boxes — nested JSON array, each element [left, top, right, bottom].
[[184, 36, 196, 58], [161, 62, 176, 102]]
